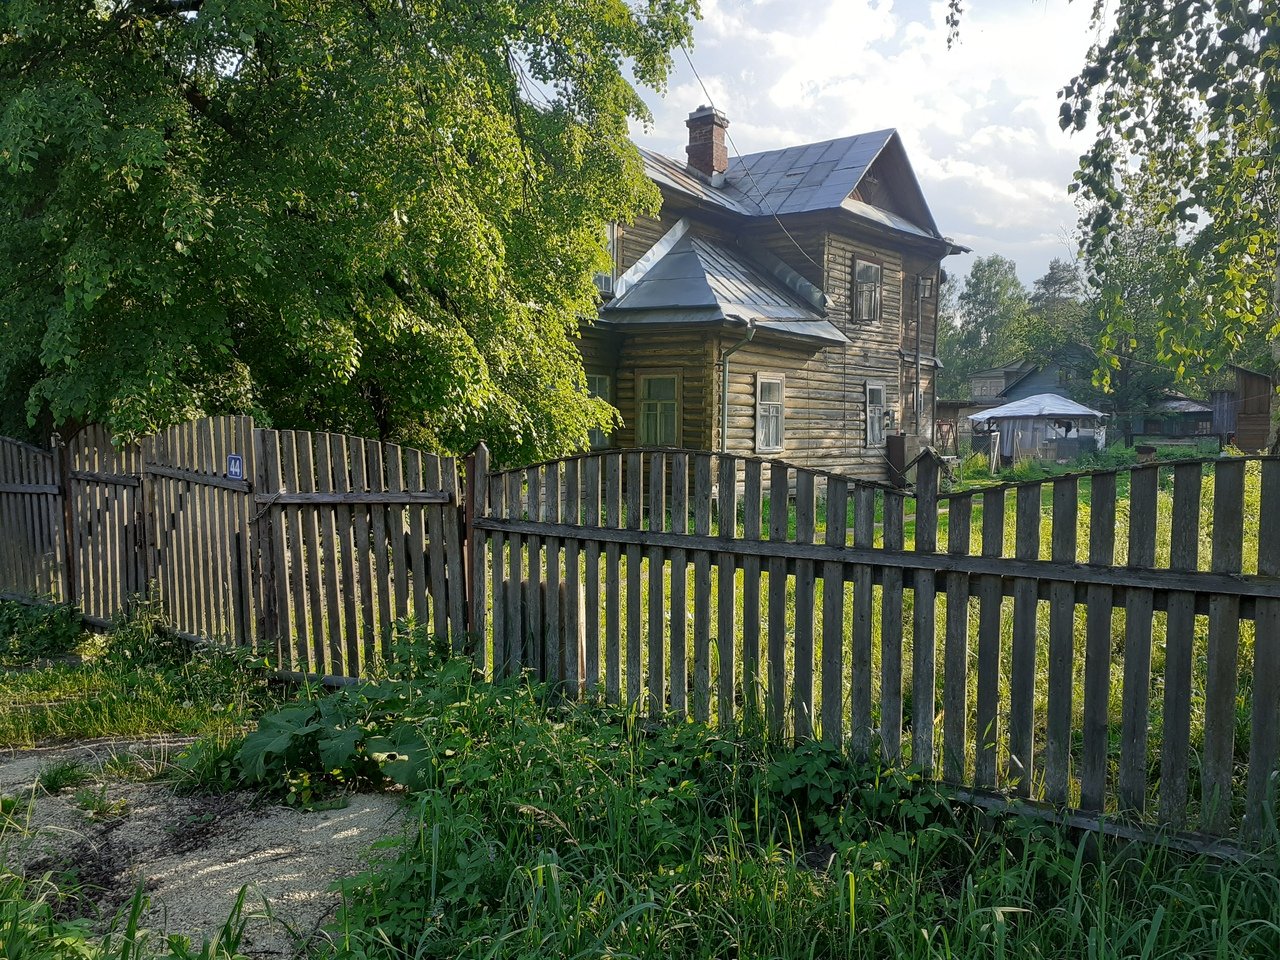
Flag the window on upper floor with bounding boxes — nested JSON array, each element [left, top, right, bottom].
[[853, 259, 881, 323], [755, 373, 785, 453], [638, 372, 679, 447], [594, 222, 619, 297]]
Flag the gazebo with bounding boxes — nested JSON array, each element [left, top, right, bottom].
[[968, 393, 1107, 462]]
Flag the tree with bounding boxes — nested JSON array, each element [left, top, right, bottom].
[[0, 0, 697, 464], [1060, 0, 1278, 381], [937, 254, 1029, 397]]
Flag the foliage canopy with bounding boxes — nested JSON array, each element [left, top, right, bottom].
[[0, 0, 697, 463]]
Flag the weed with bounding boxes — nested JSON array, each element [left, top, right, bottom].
[[37, 757, 94, 794], [73, 784, 130, 821], [0, 600, 83, 667]]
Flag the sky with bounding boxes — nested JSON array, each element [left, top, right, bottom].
[[629, 0, 1110, 289]]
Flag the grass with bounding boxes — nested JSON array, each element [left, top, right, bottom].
[[37, 757, 95, 794], [0, 600, 279, 749]]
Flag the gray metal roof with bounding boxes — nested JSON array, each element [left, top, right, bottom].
[[639, 129, 948, 243], [602, 233, 849, 346]]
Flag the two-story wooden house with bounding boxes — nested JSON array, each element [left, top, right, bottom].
[[581, 106, 967, 481]]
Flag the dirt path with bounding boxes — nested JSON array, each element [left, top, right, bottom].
[[1, 740, 404, 958]]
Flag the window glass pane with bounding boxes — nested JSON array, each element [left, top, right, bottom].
[[868, 386, 884, 405], [643, 376, 677, 401], [856, 262, 881, 284], [760, 379, 782, 403]]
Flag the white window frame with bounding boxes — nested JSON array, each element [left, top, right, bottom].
[[866, 381, 886, 447], [586, 372, 613, 450], [594, 222, 619, 296], [853, 259, 882, 323], [755, 372, 785, 453], [637, 370, 681, 447]]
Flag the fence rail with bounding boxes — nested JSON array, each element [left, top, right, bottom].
[[1, 423, 1277, 848]]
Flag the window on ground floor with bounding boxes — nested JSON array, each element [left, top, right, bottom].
[[638, 372, 680, 447], [586, 373, 613, 449], [755, 373, 785, 453]]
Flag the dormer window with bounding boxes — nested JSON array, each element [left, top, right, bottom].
[[854, 260, 881, 322]]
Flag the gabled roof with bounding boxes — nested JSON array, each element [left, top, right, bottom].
[[639, 129, 951, 244], [968, 394, 1106, 423], [602, 233, 849, 346]]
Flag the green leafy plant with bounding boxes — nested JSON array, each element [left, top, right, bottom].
[[0, 601, 83, 668], [37, 758, 94, 795]]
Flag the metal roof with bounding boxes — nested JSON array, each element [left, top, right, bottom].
[[968, 394, 1106, 423], [602, 233, 850, 346], [639, 129, 952, 244]]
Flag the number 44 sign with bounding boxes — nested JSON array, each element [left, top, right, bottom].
[[227, 454, 244, 481]]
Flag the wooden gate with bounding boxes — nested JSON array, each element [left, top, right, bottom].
[[143, 417, 256, 647], [0, 437, 65, 602]]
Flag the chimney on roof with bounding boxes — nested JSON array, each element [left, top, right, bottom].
[[685, 105, 729, 180]]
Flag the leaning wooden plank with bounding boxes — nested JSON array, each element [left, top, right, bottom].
[[793, 469, 817, 741], [625, 453, 643, 707], [1160, 462, 1202, 828], [912, 455, 941, 774], [1118, 465, 1158, 813], [670, 452, 690, 717], [583, 456, 602, 694], [1045, 476, 1079, 806], [880, 490, 905, 763], [604, 453, 622, 704], [692, 454, 714, 723], [648, 452, 667, 716], [821, 477, 849, 746], [466, 444, 490, 671], [1008, 482, 1042, 796], [1080, 471, 1117, 813], [742, 459, 764, 720], [507, 470, 525, 676], [851, 485, 875, 758], [767, 461, 790, 738], [332, 434, 362, 676], [1201, 458, 1244, 835], [1247, 459, 1280, 841], [445, 461, 470, 653], [943, 493, 973, 783], [975, 487, 1005, 789], [563, 458, 583, 697], [718, 455, 739, 730]]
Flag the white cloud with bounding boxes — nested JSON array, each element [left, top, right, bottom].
[[631, 0, 1105, 287]]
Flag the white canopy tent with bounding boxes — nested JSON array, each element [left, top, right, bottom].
[[968, 393, 1108, 460]]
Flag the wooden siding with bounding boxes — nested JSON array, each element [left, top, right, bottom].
[[613, 328, 715, 451]]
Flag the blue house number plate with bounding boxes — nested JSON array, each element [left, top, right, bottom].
[[227, 454, 244, 481]]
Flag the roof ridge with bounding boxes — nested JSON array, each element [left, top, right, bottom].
[[729, 128, 898, 165]]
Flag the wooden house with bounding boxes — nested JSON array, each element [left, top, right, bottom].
[[1212, 364, 1274, 451], [580, 106, 967, 481]]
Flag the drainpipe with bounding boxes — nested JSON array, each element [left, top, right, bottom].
[[720, 317, 756, 453]]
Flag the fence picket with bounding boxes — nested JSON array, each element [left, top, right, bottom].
[[1247, 459, 1280, 840], [467, 444, 489, 671], [822, 477, 849, 746], [1119, 465, 1158, 813], [975, 487, 1005, 788], [881, 490, 905, 763], [488, 474, 506, 677], [794, 470, 817, 741], [526, 467, 544, 677], [583, 456, 602, 694], [767, 462, 790, 738], [851, 485, 875, 757], [648, 453, 667, 716], [563, 459, 583, 697], [692, 454, 714, 723], [1008, 482, 1042, 795], [913, 456, 940, 772], [671, 453, 690, 717], [943, 493, 972, 783], [604, 454, 622, 704], [718, 455, 739, 729], [625, 453, 643, 707], [1081, 471, 1117, 813], [742, 460, 764, 719], [507, 469, 526, 676], [1045, 476, 1079, 806]]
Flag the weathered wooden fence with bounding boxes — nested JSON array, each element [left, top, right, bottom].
[[3, 423, 1279, 847], [0, 417, 465, 679], [467, 447, 1280, 847]]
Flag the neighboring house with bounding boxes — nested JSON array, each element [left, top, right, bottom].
[[579, 106, 967, 481], [1138, 394, 1214, 438], [1212, 364, 1274, 451]]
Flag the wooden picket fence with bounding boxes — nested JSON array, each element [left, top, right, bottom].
[[3, 421, 1280, 848]]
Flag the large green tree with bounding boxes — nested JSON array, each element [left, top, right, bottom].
[[1061, 0, 1278, 379], [0, 0, 696, 463], [936, 254, 1029, 397]]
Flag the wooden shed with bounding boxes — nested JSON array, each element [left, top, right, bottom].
[[1212, 364, 1274, 451]]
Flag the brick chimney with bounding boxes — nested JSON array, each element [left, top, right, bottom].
[[685, 105, 729, 179]]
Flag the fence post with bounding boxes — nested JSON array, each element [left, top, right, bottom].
[[912, 447, 940, 773], [52, 434, 77, 608], [464, 442, 489, 671]]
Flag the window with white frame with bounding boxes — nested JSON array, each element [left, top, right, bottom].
[[638, 373, 679, 447], [594, 222, 619, 296], [755, 373, 785, 453], [853, 260, 882, 323], [866, 381, 886, 446], [586, 373, 612, 449]]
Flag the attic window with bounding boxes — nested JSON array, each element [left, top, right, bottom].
[[853, 260, 881, 323], [594, 223, 619, 296]]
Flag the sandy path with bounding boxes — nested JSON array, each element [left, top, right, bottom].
[[0, 741, 404, 958]]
